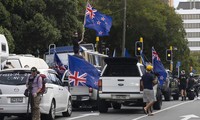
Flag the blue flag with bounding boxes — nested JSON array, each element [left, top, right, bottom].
[[53, 52, 67, 75], [84, 3, 112, 36], [152, 47, 167, 86], [68, 55, 100, 89]]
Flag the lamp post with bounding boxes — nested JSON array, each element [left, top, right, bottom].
[[121, 0, 126, 57]]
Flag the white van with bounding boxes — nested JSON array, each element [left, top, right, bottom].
[[0, 34, 9, 63], [2, 54, 49, 69]]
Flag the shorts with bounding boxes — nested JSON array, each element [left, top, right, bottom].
[[143, 89, 157, 103], [180, 84, 187, 90]]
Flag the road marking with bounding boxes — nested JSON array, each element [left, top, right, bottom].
[[65, 113, 99, 120], [180, 114, 199, 120], [132, 100, 195, 120]]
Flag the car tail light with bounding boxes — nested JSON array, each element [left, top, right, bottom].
[[98, 79, 102, 91], [89, 87, 93, 93], [140, 79, 143, 91], [89, 87, 93, 96]]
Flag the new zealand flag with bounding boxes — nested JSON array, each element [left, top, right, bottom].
[[68, 55, 100, 89], [84, 3, 112, 36], [152, 47, 167, 86]]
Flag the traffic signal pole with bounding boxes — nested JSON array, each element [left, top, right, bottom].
[[139, 37, 143, 64], [170, 46, 173, 72]]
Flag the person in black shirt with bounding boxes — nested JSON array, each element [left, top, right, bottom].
[[179, 70, 188, 101], [141, 65, 157, 116]]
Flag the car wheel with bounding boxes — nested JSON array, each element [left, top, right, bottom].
[[0, 115, 4, 120], [98, 99, 108, 113], [153, 88, 162, 110], [164, 88, 171, 101], [62, 99, 72, 117], [188, 91, 195, 100], [46, 100, 56, 120]]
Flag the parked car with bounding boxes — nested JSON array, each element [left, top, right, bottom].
[[0, 68, 72, 120]]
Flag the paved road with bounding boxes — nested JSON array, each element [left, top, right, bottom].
[[5, 98, 200, 120]]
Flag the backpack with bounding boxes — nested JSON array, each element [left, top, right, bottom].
[[37, 74, 46, 94]]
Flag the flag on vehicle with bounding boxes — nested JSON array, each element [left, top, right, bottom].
[[152, 47, 167, 86], [68, 55, 100, 89], [84, 2, 112, 36], [53, 52, 67, 75]]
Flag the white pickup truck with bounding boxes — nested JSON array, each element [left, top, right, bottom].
[[98, 57, 162, 113]]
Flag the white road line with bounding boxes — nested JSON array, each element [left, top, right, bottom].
[[132, 100, 195, 120], [65, 113, 99, 120]]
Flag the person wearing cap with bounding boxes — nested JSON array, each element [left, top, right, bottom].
[[141, 65, 157, 116], [26, 67, 42, 120], [179, 70, 188, 101]]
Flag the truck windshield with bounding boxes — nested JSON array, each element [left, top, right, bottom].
[[0, 71, 30, 85], [102, 64, 140, 77]]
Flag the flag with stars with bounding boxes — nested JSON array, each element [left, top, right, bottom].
[[68, 55, 100, 89], [84, 2, 112, 36], [152, 47, 167, 86]]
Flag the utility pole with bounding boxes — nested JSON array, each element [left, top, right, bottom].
[[121, 0, 126, 57]]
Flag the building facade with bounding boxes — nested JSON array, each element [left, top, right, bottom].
[[176, 1, 200, 53]]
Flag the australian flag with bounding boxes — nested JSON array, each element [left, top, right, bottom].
[[68, 55, 100, 89], [53, 52, 66, 75], [152, 47, 167, 86], [84, 3, 112, 36]]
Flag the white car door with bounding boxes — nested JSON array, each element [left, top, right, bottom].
[[56, 78, 69, 111], [49, 73, 68, 111]]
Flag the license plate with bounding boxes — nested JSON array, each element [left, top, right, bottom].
[[72, 96, 77, 100], [112, 95, 128, 99], [11, 97, 23, 103]]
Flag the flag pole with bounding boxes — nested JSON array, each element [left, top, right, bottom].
[[79, 0, 89, 44], [152, 46, 154, 67]]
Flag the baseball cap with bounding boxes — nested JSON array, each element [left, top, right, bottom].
[[31, 67, 37, 72]]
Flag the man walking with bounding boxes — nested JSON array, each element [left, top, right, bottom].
[[179, 70, 188, 101], [141, 65, 157, 116], [26, 67, 42, 120]]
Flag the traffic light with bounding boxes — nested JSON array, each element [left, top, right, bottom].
[[135, 41, 143, 56], [166, 49, 172, 61]]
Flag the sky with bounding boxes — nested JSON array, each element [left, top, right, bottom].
[[174, 0, 200, 8]]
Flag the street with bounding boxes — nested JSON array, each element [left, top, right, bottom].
[[5, 98, 200, 120]]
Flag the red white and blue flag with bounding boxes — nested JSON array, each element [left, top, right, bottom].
[[152, 47, 167, 86], [68, 55, 100, 89], [69, 71, 87, 86], [53, 52, 66, 75], [84, 3, 112, 36]]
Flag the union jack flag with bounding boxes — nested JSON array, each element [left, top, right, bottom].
[[69, 71, 87, 86], [86, 3, 97, 19], [152, 47, 160, 61]]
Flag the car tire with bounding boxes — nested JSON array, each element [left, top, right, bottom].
[[188, 91, 195, 100], [62, 99, 72, 117], [46, 100, 56, 120], [98, 99, 108, 113], [112, 102, 121, 109], [0, 115, 4, 120], [153, 88, 162, 110], [164, 88, 171, 101]]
